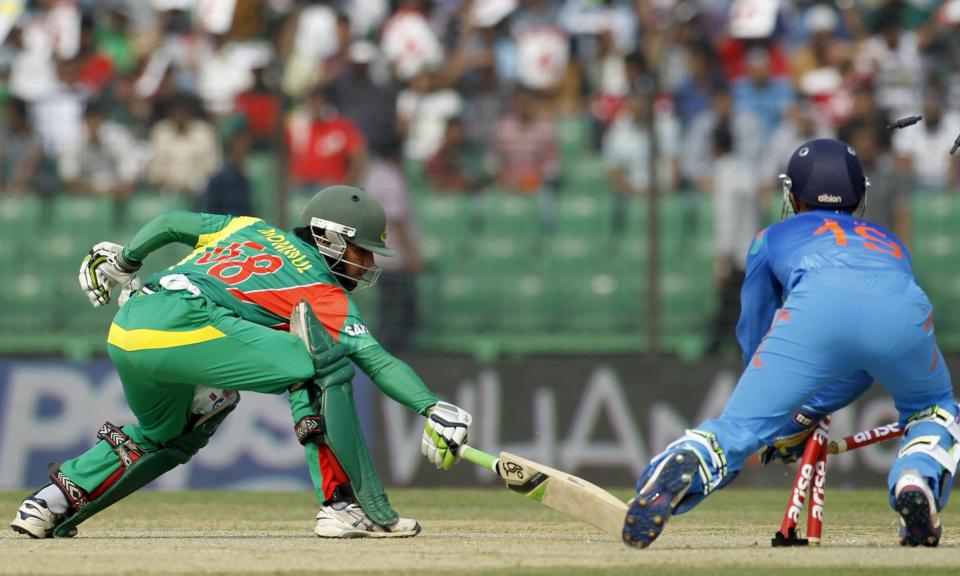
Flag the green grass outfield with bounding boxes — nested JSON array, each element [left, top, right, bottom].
[[1, 489, 958, 576]]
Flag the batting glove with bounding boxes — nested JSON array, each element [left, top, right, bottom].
[[117, 276, 144, 307], [760, 410, 821, 465], [421, 401, 472, 470], [78, 242, 142, 307]]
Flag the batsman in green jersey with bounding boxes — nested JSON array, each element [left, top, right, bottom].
[[11, 185, 472, 539]]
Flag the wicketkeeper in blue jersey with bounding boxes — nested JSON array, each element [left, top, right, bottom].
[[623, 139, 957, 548]]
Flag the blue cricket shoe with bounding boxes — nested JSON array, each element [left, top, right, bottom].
[[623, 449, 699, 548]]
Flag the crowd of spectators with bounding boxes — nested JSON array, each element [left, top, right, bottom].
[[1, 2, 956, 211], [1, 0, 960, 348]]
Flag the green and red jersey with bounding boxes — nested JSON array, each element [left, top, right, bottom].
[[149, 214, 376, 355], [125, 210, 438, 414]]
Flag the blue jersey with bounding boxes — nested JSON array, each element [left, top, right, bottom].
[[736, 210, 914, 367]]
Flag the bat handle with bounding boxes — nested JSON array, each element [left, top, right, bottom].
[[460, 445, 500, 474]]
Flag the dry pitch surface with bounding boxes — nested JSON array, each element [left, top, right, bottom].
[[1, 489, 959, 576]]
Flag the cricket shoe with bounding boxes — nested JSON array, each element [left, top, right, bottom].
[[314, 501, 421, 538], [895, 473, 941, 547], [10, 497, 76, 539], [623, 449, 699, 549]]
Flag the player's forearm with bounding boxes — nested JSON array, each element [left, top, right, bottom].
[[353, 346, 438, 414], [122, 210, 202, 265]]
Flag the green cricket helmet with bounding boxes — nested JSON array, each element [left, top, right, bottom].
[[299, 185, 395, 291]]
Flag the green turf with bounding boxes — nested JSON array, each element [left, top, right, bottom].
[[1, 489, 957, 576]]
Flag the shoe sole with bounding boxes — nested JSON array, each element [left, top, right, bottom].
[[315, 523, 421, 539], [623, 450, 699, 548], [897, 488, 941, 547], [10, 523, 44, 539]]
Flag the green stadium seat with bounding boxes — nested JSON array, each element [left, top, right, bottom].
[[478, 192, 542, 240], [247, 152, 277, 220], [287, 195, 310, 227], [543, 235, 600, 268], [659, 194, 710, 256], [62, 294, 114, 335], [52, 196, 115, 232], [621, 196, 647, 236], [0, 195, 42, 232], [560, 270, 642, 333], [933, 271, 960, 298], [493, 271, 558, 333], [555, 194, 613, 237], [766, 197, 786, 227], [913, 231, 957, 260], [416, 195, 474, 237], [415, 195, 475, 270], [659, 258, 717, 348], [1, 271, 56, 330], [42, 231, 86, 270], [403, 159, 428, 197], [118, 194, 189, 238], [913, 195, 960, 228], [561, 154, 609, 195], [420, 234, 467, 269], [617, 233, 649, 267], [558, 115, 590, 159], [471, 235, 534, 272], [432, 269, 495, 334]]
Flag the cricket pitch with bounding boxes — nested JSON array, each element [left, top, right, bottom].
[[1, 489, 958, 576]]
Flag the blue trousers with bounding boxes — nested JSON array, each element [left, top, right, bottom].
[[658, 270, 956, 511]]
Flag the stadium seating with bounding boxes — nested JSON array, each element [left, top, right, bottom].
[[247, 152, 277, 222], [416, 194, 475, 271], [555, 194, 614, 238], [478, 192, 542, 241], [52, 196, 114, 233], [117, 194, 190, 239], [6, 180, 960, 360]]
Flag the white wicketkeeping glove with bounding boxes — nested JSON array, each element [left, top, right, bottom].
[[78, 241, 142, 307], [421, 401, 472, 470]]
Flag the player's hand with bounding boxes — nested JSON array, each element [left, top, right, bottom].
[[421, 401, 472, 470], [78, 242, 142, 307], [760, 410, 821, 465]]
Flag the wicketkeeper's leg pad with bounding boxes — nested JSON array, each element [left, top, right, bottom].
[[50, 394, 239, 537], [289, 300, 398, 527], [889, 404, 960, 511]]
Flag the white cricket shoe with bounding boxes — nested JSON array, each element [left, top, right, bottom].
[[10, 497, 76, 539], [314, 501, 420, 538]]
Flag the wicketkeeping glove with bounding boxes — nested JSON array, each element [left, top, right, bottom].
[[78, 242, 142, 307], [421, 401, 472, 470], [760, 410, 821, 465]]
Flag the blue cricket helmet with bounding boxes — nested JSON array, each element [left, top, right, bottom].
[[784, 138, 867, 210]]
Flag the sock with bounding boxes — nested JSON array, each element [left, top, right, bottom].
[[36, 484, 69, 514]]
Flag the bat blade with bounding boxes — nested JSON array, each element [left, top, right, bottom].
[[494, 450, 628, 538]]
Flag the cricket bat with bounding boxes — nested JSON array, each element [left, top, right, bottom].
[[460, 445, 628, 539]]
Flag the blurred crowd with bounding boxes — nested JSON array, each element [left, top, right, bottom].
[[0, 1, 957, 217], [2, 0, 960, 348]]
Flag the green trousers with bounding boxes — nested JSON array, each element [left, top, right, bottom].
[[58, 288, 330, 504]]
